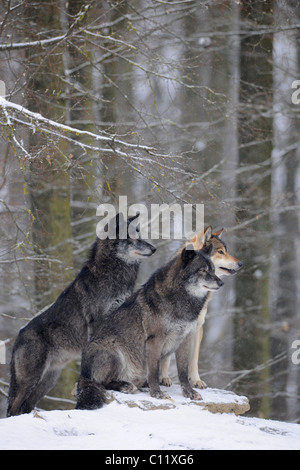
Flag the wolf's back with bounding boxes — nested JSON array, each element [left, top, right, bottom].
[[75, 376, 107, 410]]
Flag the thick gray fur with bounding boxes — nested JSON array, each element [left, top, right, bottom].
[[7, 213, 156, 416]]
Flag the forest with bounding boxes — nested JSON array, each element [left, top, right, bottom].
[[0, 0, 299, 423]]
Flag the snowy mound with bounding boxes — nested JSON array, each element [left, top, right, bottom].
[[1, 386, 300, 450], [107, 384, 250, 415]]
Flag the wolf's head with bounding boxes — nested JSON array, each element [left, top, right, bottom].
[[179, 245, 224, 297], [190, 227, 243, 277], [103, 213, 156, 263]]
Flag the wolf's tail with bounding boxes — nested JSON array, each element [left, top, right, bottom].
[[75, 376, 107, 410]]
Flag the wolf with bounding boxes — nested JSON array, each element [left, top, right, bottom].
[[7, 213, 156, 417], [159, 226, 243, 389], [75, 244, 224, 410]]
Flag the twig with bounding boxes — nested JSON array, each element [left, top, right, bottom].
[[224, 352, 287, 390], [0, 96, 156, 153]]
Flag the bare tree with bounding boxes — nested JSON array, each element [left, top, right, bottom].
[[0, 0, 300, 421]]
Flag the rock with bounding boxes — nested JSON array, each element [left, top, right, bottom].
[[191, 388, 250, 416], [106, 384, 250, 416]]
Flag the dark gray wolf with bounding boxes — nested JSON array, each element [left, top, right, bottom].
[[159, 227, 243, 389], [75, 244, 224, 410], [7, 213, 156, 417]]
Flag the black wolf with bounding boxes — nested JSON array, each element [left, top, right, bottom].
[[7, 213, 156, 416], [75, 244, 224, 410], [160, 226, 243, 389]]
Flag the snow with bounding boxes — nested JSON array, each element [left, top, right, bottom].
[[1, 386, 300, 450], [0, 96, 154, 151], [0, 35, 67, 51]]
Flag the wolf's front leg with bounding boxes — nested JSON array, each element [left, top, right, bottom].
[[188, 326, 207, 389], [159, 354, 172, 387], [146, 335, 171, 400], [176, 333, 202, 401]]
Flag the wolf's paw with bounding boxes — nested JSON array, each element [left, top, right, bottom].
[[150, 390, 171, 400], [182, 387, 202, 401], [122, 384, 137, 393], [160, 376, 172, 387], [121, 383, 138, 394], [189, 378, 207, 389]]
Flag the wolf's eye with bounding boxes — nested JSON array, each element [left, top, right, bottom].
[[218, 250, 225, 255]]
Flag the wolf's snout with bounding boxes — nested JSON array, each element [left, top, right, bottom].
[[238, 261, 243, 269], [144, 244, 156, 256], [150, 245, 156, 254], [217, 279, 224, 288], [138, 243, 156, 257]]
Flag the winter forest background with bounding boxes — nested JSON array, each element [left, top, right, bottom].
[[0, 0, 300, 423]]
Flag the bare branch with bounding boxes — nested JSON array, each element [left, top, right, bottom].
[[0, 34, 68, 51], [0, 96, 156, 153]]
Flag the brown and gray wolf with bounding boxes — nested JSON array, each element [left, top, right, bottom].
[[159, 226, 243, 389], [75, 244, 224, 410], [7, 213, 156, 417]]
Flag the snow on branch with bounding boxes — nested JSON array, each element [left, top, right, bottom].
[[0, 34, 68, 51], [0, 96, 156, 155]]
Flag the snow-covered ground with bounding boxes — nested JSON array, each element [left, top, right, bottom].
[[1, 386, 300, 450]]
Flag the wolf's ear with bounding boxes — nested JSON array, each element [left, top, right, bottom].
[[101, 212, 122, 238], [115, 212, 124, 226], [181, 244, 196, 268], [115, 212, 127, 239], [193, 226, 212, 249], [204, 226, 212, 243], [213, 228, 224, 238]]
